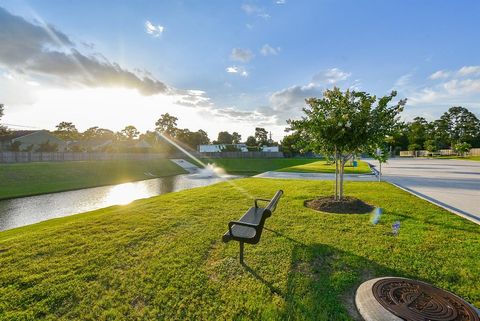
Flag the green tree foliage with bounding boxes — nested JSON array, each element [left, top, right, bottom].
[[0, 104, 9, 135], [176, 129, 210, 149], [54, 121, 79, 141], [232, 132, 242, 144], [407, 117, 428, 149], [155, 113, 178, 138], [424, 139, 438, 156], [255, 127, 268, 146], [454, 142, 472, 157], [36, 140, 58, 152], [119, 125, 140, 141], [288, 87, 405, 200], [246, 136, 256, 146], [215, 131, 234, 144], [280, 132, 305, 157], [82, 127, 115, 141], [440, 106, 480, 147]]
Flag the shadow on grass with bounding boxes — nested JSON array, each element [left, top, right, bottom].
[[242, 228, 412, 321]]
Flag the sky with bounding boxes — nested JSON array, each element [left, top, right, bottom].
[[1, 0, 480, 141]]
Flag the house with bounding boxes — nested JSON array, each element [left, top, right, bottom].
[[198, 144, 248, 153], [0, 130, 67, 152], [261, 146, 279, 152]]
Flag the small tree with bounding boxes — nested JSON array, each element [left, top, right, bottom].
[[232, 132, 242, 144], [0, 104, 9, 136], [288, 87, 405, 200], [369, 145, 389, 181], [454, 142, 471, 157], [424, 139, 438, 157], [255, 127, 269, 146], [36, 140, 58, 152]]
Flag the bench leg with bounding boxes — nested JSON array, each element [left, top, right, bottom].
[[239, 242, 244, 264]]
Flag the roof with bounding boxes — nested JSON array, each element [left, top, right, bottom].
[[0, 130, 40, 142]]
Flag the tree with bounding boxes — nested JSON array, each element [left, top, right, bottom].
[[440, 106, 480, 147], [36, 140, 58, 152], [281, 132, 305, 157], [119, 125, 140, 140], [424, 139, 438, 156], [407, 117, 428, 150], [54, 121, 79, 141], [155, 113, 178, 137], [255, 127, 268, 146], [176, 129, 210, 149], [215, 131, 233, 144], [370, 144, 389, 181], [0, 104, 9, 135], [82, 126, 115, 141], [288, 87, 405, 200], [246, 136, 257, 146], [232, 132, 242, 144], [454, 142, 471, 157]]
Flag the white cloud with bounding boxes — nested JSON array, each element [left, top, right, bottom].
[[241, 4, 270, 19], [429, 70, 450, 80], [145, 20, 164, 37], [457, 65, 480, 77], [260, 44, 280, 56], [312, 68, 351, 85], [226, 66, 248, 77], [276, 0, 286, 4], [394, 73, 412, 89], [230, 48, 254, 63]]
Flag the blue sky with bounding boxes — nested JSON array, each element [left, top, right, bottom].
[[1, 0, 480, 140]]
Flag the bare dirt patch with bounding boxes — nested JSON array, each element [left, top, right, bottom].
[[304, 196, 374, 214]]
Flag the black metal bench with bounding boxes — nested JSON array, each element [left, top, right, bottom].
[[222, 190, 283, 263]]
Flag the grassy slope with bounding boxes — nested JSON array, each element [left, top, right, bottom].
[[278, 160, 371, 174], [0, 179, 478, 320], [201, 158, 319, 174], [0, 159, 186, 200]]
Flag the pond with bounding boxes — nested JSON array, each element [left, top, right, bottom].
[[0, 174, 238, 232]]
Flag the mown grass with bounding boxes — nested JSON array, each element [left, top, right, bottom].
[[278, 160, 371, 174], [0, 159, 186, 200], [437, 156, 480, 161], [201, 158, 320, 175], [0, 178, 478, 320]]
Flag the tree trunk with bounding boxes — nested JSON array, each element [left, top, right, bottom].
[[334, 148, 339, 201], [339, 158, 345, 200], [379, 161, 382, 182]]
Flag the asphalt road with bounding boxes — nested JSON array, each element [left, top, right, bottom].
[[369, 158, 480, 224]]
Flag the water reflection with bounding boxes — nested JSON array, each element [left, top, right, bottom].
[[0, 174, 237, 231]]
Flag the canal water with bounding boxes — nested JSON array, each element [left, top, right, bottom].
[[0, 174, 237, 232]]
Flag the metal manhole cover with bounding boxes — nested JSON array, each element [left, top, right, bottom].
[[372, 278, 479, 321]]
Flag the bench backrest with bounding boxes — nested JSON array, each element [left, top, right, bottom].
[[264, 190, 283, 217]]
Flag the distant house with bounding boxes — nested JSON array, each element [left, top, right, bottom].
[[198, 144, 248, 152], [0, 130, 67, 152], [261, 146, 279, 152]]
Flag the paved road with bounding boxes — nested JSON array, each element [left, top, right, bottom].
[[368, 158, 480, 224]]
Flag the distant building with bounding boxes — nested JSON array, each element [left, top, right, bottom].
[[198, 144, 248, 152], [261, 146, 279, 152], [0, 130, 67, 152]]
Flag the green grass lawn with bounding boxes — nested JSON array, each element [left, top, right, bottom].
[[437, 156, 480, 161], [0, 159, 186, 200], [201, 158, 320, 175], [0, 178, 478, 320], [278, 160, 371, 174]]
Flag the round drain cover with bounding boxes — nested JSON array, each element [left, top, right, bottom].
[[356, 277, 479, 321]]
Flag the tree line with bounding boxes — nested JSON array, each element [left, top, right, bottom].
[[0, 106, 278, 153]]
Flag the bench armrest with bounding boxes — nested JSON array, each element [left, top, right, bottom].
[[254, 198, 271, 208], [228, 221, 258, 237]]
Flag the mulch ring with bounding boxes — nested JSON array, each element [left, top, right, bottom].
[[304, 196, 374, 214]]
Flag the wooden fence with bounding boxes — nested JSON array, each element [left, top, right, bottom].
[[0, 151, 285, 163], [200, 151, 284, 158], [0, 152, 172, 163]]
